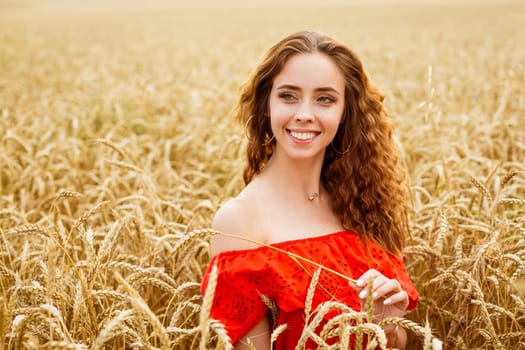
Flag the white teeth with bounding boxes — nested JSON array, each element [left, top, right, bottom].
[[290, 131, 316, 140]]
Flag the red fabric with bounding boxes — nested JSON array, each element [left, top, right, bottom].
[[201, 230, 418, 348]]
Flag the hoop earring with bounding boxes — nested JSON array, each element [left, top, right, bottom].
[[244, 115, 255, 141], [245, 114, 275, 146], [331, 142, 350, 156], [262, 134, 275, 146]]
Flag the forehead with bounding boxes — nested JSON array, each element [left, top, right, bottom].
[[273, 52, 345, 90]]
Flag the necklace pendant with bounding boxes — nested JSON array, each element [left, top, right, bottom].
[[308, 192, 319, 201]]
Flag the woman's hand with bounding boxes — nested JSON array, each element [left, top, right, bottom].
[[349, 269, 409, 349], [349, 268, 409, 321]]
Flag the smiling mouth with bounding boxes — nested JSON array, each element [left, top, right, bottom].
[[288, 130, 319, 141]]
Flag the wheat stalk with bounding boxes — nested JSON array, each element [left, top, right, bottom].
[[113, 273, 171, 350], [92, 309, 134, 350], [199, 262, 219, 350], [209, 229, 358, 283]]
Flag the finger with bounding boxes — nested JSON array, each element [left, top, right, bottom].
[[348, 279, 360, 292], [373, 278, 402, 300], [353, 269, 381, 289], [348, 272, 379, 292], [358, 274, 389, 300], [383, 290, 409, 308]]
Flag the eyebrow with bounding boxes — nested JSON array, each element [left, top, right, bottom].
[[276, 84, 341, 95]]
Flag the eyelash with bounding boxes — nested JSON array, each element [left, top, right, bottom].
[[278, 93, 336, 104], [318, 96, 336, 104], [278, 92, 296, 101]]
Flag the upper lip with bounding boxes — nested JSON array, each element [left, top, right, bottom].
[[287, 129, 320, 133]]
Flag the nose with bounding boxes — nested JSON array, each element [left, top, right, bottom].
[[294, 101, 314, 123]]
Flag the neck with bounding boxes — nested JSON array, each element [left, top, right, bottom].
[[261, 149, 325, 202]]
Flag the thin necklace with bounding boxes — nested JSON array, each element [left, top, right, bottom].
[[308, 192, 319, 201]]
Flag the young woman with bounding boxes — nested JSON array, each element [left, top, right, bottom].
[[201, 30, 418, 349]]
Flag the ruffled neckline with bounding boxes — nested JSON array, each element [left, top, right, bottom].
[[214, 230, 353, 258]]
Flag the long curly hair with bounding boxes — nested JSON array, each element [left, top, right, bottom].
[[235, 30, 409, 256]]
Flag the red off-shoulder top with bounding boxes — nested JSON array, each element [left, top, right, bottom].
[[201, 230, 418, 349]]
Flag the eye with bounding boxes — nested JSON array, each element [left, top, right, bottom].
[[317, 95, 336, 104], [278, 92, 297, 101]]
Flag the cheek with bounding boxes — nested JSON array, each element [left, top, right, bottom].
[[323, 110, 345, 135], [270, 103, 294, 123], [332, 106, 345, 126], [269, 114, 284, 135]]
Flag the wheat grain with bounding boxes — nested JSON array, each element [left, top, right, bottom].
[[113, 273, 171, 350], [92, 309, 134, 350], [471, 176, 493, 201], [304, 268, 321, 324], [42, 341, 88, 349], [70, 201, 111, 234], [501, 169, 519, 187], [172, 229, 214, 259], [296, 300, 354, 349], [7, 224, 49, 237], [129, 275, 178, 295], [434, 208, 448, 252], [270, 324, 287, 348], [210, 319, 233, 350], [470, 300, 517, 321], [96, 139, 134, 163], [199, 262, 218, 350], [95, 215, 130, 265], [497, 198, 525, 206], [40, 303, 72, 342], [56, 191, 82, 199]]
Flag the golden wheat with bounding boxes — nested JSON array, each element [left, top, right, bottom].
[[1, 0, 524, 349]]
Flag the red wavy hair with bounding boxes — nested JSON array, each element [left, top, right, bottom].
[[235, 31, 409, 256]]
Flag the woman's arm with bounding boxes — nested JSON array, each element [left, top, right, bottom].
[[384, 324, 407, 349], [210, 198, 271, 349], [233, 317, 271, 350]]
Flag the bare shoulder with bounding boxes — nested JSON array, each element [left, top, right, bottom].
[[210, 189, 264, 256]]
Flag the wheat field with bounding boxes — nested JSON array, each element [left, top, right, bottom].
[[1, 0, 524, 349]]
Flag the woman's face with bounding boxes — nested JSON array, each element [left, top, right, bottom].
[[268, 52, 345, 161]]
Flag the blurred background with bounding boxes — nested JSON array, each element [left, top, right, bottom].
[[1, 1, 524, 349]]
